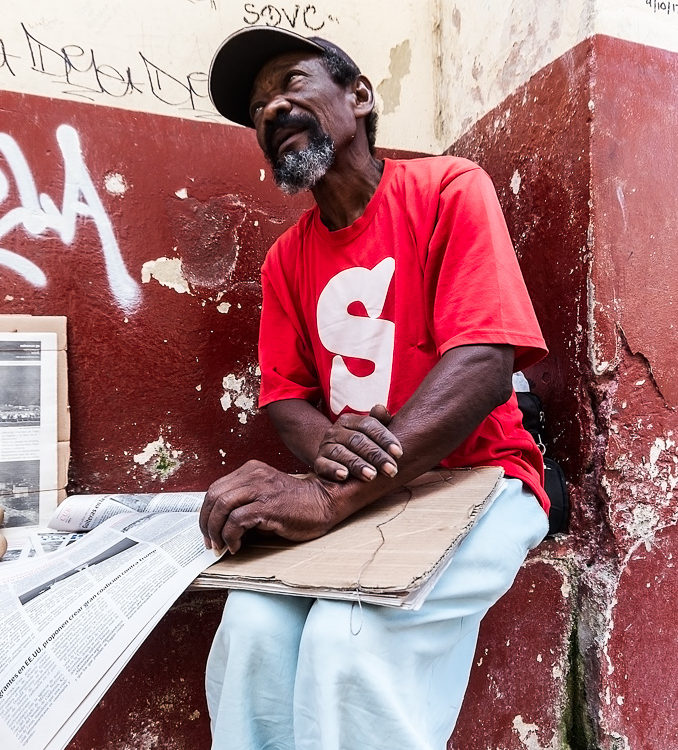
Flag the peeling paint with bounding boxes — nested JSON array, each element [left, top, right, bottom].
[[587, 275, 614, 375], [141, 257, 191, 294], [217, 302, 231, 314], [625, 503, 660, 544], [512, 715, 558, 749], [220, 369, 258, 421], [133, 436, 182, 480], [175, 187, 188, 199], [104, 172, 128, 195], [377, 40, 412, 116], [511, 169, 522, 195]]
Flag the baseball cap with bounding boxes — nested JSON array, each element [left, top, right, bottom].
[[209, 26, 360, 127]]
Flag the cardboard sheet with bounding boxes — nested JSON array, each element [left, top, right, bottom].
[[195, 467, 505, 609]]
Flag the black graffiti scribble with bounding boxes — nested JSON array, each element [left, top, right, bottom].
[[0, 39, 17, 76], [138, 52, 208, 110], [16, 23, 213, 115], [645, 0, 678, 14], [242, 3, 332, 31]]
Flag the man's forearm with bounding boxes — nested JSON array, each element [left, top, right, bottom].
[[318, 344, 514, 523], [202, 345, 514, 552], [267, 398, 332, 466]]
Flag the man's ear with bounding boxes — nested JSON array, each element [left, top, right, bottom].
[[353, 75, 375, 120]]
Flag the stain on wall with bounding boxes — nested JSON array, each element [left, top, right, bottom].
[[377, 40, 412, 116]]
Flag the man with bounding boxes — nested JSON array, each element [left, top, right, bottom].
[[202, 26, 550, 750]]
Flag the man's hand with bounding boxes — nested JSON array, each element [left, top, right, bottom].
[[200, 461, 340, 554], [314, 404, 403, 482]]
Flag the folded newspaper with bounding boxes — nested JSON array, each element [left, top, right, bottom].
[[0, 508, 222, 750]]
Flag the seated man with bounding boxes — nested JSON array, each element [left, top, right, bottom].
[[201, 26, 550, 750]]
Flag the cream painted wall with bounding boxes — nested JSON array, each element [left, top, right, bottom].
[[0, 0, 436, 151], [434, 0, 678, 149], [0, 1, 674, 153]]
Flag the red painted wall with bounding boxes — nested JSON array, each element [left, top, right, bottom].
[[449, 34, 678, 749], [0, 91, 311, 493], [586, 35, 678, 747]]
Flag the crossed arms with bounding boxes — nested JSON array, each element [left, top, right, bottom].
[[199, 343, 514, 553]]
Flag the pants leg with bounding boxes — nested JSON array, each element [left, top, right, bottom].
[[206, 590, 313, 750], [292, 479, 548, 750], [206, 479, 548, 750]]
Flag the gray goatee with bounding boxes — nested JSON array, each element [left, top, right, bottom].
[[273, 134, 335, 194]]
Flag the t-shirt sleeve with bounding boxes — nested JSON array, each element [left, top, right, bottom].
[[424, 166, 548, 371], [258, 250, 322, 408]]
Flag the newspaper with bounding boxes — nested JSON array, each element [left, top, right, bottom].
[[0, 509, 221, 750], [0, 332, 60, 545], [48, 492, 204, 532]]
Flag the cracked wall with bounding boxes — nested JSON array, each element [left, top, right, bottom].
[[447, 25, 678, 750]]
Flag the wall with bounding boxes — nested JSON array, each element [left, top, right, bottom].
[[444, 3, 678, 749], [1, 1, 676, 749]]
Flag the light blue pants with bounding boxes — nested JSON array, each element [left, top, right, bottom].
[[205, 478, 548, 750]]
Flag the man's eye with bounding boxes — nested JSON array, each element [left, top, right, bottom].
[[285, 71, 304, 87], [250, 103, 264, 119]]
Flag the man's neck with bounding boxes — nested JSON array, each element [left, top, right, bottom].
[[311, 152, 384, 231]]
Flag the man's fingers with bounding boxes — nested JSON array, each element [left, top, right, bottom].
[[200, 471, 245, 539], [350, 413, 403, 460], [202, 481, 259, 550], [322, 441, 397, 480], [220, 505, 262, 554], [369, 403, 392, 425], [199, 491, 216, 544], [314, 456, 349, 482]]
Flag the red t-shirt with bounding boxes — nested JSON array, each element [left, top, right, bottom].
[[258, 156, 550, 512]]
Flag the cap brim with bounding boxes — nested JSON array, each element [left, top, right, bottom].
[[209, 27, 325, 127]]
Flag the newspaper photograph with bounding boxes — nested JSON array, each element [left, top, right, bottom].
[[0, 333, 59, 541], [0, 509, 221, 750]]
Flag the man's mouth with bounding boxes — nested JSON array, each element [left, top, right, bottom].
[[272, 127, 307, 157]]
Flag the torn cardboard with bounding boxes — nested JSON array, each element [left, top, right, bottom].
[[195, 467, 504, 609]]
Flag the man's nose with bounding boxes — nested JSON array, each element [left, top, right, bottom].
[[261, 94, 292, 125]]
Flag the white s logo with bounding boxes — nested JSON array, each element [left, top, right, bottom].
[[317, 257, 395, 414]]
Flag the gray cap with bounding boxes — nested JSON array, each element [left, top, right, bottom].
[[208, 26, 359, 127]]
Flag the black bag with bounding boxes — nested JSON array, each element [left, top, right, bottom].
[[516, 392, 569, 536]]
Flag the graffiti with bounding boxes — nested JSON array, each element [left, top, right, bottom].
[[0, 40, 17, 77], [0, 24, 213, 117], [0, 124, 140, 312], [242, 3, 338, 30], [645, 0, 678, 14]]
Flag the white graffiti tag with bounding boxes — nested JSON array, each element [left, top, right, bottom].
[[0, 124, 140, 311]]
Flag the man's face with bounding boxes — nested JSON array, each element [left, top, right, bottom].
[[249, 52, 357, 193]]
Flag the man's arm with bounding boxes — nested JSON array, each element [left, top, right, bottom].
[[200, 343, 513, 553], [267, 400, 402, 481]]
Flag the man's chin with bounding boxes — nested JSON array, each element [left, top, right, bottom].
[[271, 140, 335, 195]]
